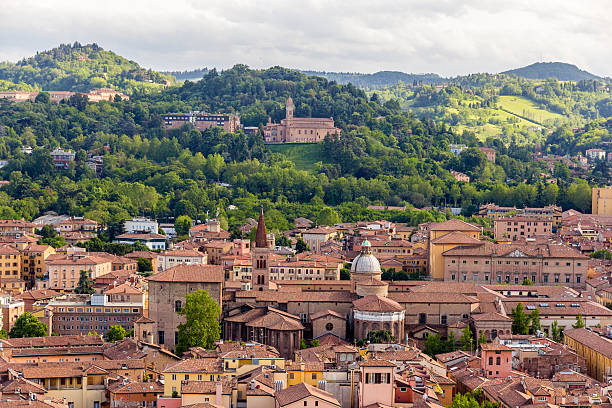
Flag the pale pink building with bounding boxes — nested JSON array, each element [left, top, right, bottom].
[[493, 216, 552, 241], [359, 359, 396, 407], [481, 343, 512, 378]]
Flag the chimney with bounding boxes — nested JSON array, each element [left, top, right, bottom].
[[216, 381, 223, 406]]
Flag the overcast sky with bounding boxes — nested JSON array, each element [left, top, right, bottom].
[[1, 0, 610, 77]]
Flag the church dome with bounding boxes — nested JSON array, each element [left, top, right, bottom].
[[350, 240, 381, 275]]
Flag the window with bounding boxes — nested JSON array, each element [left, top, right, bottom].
[[289, 373, 295, 379], [496, 357, 501, 365], [325, 322, 334, 331], [185, 375, 189, 381], [312, 373, 317, 380], [158, 331, 165, 345], [304, 402, 307, 406], [419, 313, 427, 324], [489, 357, 493, 365], [441, 315, 447, 325], [172, 374, 177, 380]]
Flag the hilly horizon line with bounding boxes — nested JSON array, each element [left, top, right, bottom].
[[2, 42, 608, 83], [165, 61, 609, 83]]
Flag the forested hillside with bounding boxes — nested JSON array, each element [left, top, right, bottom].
[[302, 70, 445, 88], [0, 63, 597, 236], [502, 62, 602, 81], [0, 42, 174, 94], [371, 73, 612, 143]]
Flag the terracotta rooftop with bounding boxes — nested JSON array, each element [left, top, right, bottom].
[[180, 379, 233, 395], [360, 359, 396, 367], [163, 358, 224, 373], [429, 219, 481, 232], [564, 328, 612, 358], [275, 382, 340, 407], [431, 231, 483, 245], [147, 263, 223, 283], [310, 309, 345, 320], [110, 381, 163, 394], [353, 295, 403, 313]]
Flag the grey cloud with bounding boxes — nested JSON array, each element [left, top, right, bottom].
[[0, 0, 611, 77]]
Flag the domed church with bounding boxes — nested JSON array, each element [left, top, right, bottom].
[[350, 241, 405, 341]]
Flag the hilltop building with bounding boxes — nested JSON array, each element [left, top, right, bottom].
[[263, 97, 341, 143], [163, 112, 241, 132]]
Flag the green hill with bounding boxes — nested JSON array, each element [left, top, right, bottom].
[[502, 62, 601, 81], [302, 70, 445, 88], [0, 42, 174, 94]]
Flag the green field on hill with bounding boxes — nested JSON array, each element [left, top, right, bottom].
[[266, 143, 326, 171], [497, 95, 564, 124]]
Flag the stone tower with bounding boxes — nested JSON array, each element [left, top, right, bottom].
[[285, 97, 294, 119], [252, 208, 272, 291]]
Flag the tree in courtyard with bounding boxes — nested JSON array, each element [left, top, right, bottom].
[[74, 270, 95, 294], [511, 302, 529, 335], [137, 257, 153, 275], [459, 326, 474, 352], [423, 333, 444, 357], [107, 325, 127, 342], [573, 313, 585, 329], [551, 320, 563, 343], [445, 331, 457, 352], [529, 308, 541, 334], [522, 278, 533, 285], [9, 313, 48, 338], [295, 237, 310, 253], [174, 215, 192, 237], [274, 234, 291, 247], [175, 289, 221, 356], [478, 331, 487, 348]]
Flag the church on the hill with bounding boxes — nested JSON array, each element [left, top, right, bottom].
[[263, 97, 341, 143]]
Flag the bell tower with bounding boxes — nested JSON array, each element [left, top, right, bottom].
[[252, 208, 272, 291], [285, 97, 294, 119]]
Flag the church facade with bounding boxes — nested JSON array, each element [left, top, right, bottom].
[[263, 97, 341, 143]]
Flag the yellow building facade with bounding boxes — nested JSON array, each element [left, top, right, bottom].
[[564, 327, 612, 382], [427, 220, 482, 280], [593, 186, 612, 215]]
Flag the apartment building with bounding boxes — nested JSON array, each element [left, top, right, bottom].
[[0, 219, 37, 236], [46, 254, 112, 290], [443, 241, 588, 288], [163, 112, 241, 133], [20, 244, 55, 286], [493, 217, 552, 241], [157, 248, 207, 271], [114, 232, 166, 250], [49, 290, 145, 336], [268, 259, 341, 281]]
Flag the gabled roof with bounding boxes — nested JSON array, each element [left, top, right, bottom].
[[430, 219, 482, 232], [431, 231, 482, 245], [310, 309, 345, 320], [353, 295, 403, 313], [275, 382, 340, 407], [147, 263, 223, 283]]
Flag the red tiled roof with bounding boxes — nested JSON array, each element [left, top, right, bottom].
[[275, 382, 340, 407], [353, 295, 403, 312], [147, 264, 223, 283]]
